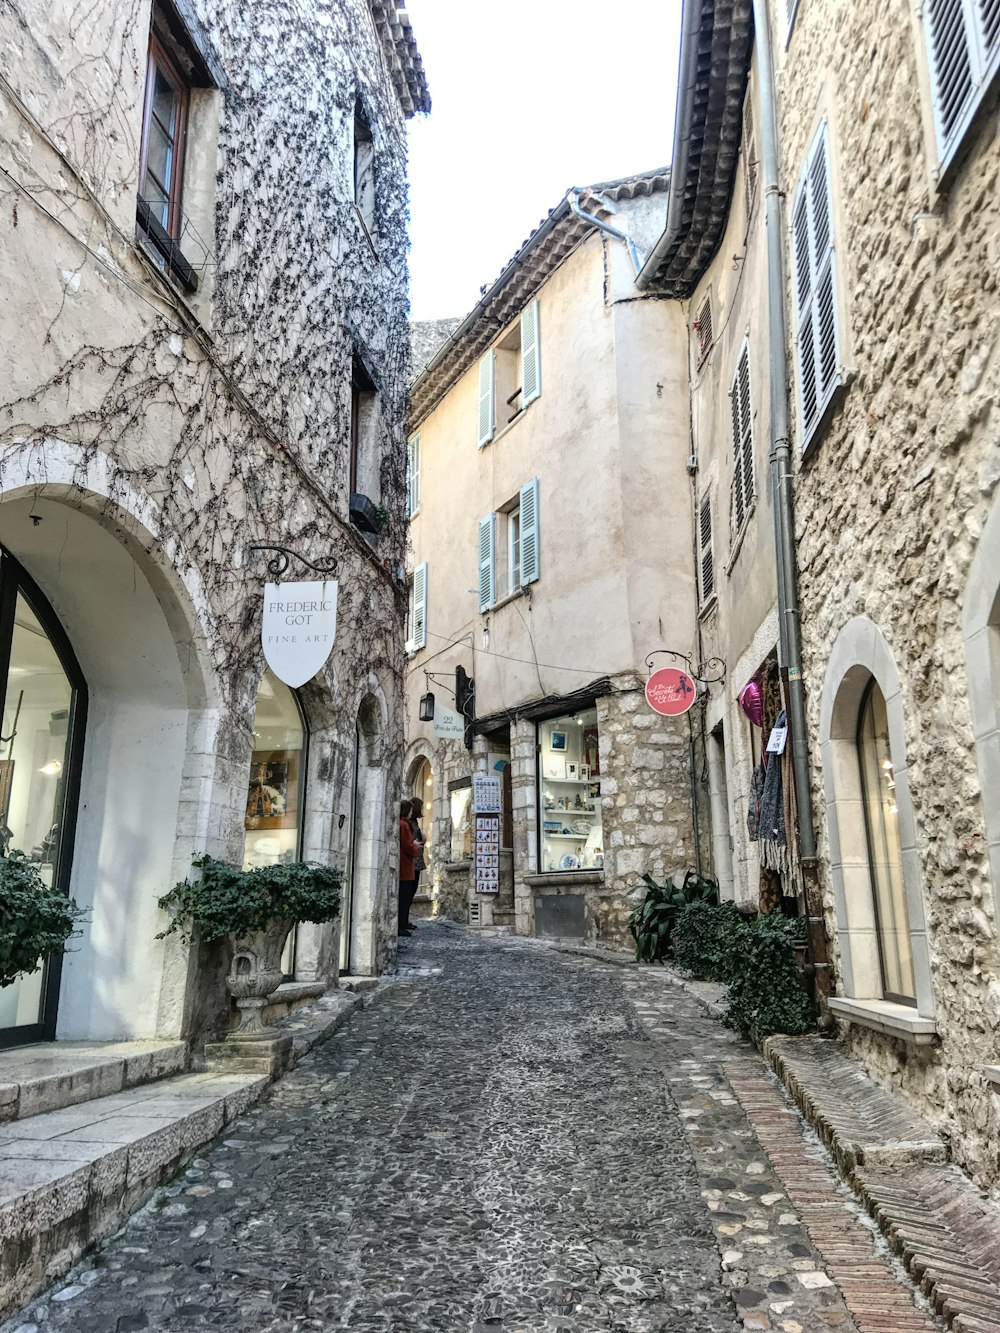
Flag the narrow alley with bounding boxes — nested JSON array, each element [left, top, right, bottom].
[[5, 927, 940, 1333]]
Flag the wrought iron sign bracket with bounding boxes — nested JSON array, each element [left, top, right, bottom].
[[644, 648, 726, 687], [250, 544, 339, 577]]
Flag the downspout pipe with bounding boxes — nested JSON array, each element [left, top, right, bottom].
[[634, 0, 705, 291], [568, 190, 641, 273], [752, 0, 830, 1003]]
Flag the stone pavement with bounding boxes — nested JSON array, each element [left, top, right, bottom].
[[3, 926, 944, 1332]]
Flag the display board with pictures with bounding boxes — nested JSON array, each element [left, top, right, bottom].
[[474, 813, 500, 894]]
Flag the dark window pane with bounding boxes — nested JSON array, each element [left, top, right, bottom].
[[152, 66, 179, 137]]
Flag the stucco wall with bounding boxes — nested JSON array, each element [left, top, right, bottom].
[[0, 0, 414, 1039], [772, 0, 1000, 1186]]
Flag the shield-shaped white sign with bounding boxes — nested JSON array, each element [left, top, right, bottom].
[[262, 580, 338, 688]]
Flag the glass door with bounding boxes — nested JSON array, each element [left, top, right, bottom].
[[0, 550, 87, 1047]]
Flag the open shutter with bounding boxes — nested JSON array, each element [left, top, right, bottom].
[[925, 0, 1000, 169], [743, 92, 758, 214], [477, 515, 495, 611], [794, 124, 841, 448], [477, 350, 495, 447], [519, 477, 540, 586], [411, 561, 427, 650], [520, 300, 541, 407], [406, 435, 420, 517], [699, 492, 715, 604]]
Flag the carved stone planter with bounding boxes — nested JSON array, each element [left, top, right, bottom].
[[226, 918, 293, 1038]]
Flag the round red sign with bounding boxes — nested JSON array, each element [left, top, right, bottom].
[[645, 667, 698, 716]]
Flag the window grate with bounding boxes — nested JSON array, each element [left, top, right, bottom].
[[468, 900, 482, 926]]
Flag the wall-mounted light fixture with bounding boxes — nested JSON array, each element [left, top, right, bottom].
[[418, 691, 436, 722]]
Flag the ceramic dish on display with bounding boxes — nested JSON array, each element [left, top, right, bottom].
[[571, 819, 590, 834], [560, 853, 579, 870]]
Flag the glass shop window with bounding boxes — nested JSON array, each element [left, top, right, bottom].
[[538, 707, 603, 873], [244, 668, 306, 870], [449, 781, 472, 861], [0, 555, 86, 1042], [856, 680, 916, 1004]]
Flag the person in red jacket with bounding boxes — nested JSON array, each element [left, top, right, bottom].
[[398, 799, 417, 938]]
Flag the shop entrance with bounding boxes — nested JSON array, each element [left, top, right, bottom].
[[0, 549, 87, 1047]]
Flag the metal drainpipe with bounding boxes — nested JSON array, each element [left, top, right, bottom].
[[568, 191, 641, 273], [751, 0, 831, 1007]]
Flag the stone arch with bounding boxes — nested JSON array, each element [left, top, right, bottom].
[[818, 617, 935, 1018], [0, 440, 223, 1041], [962, 491, 1000, 925]]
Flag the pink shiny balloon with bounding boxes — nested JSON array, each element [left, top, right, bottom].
[[738, 679, 764, 728]]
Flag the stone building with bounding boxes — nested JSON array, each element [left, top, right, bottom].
[[635, 0, 1000, 1192], [0, 0, 428, 1051], [404, 172, 709, 946]]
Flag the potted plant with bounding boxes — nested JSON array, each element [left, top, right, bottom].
[[157, 856, 341, 1036], [0, 851, 86, 989]]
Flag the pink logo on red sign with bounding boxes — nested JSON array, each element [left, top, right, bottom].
[[645, 667, 698, 716]]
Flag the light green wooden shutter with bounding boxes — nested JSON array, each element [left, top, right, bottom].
[[477, 515, 495, 611], [477, 350, 495, 446], [518, 478, 540, 586], [411, 561, 427, 649], [406, 435, 420, 517], [520, 300, 541, 407]]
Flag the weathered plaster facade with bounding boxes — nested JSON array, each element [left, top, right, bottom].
[[405, 181, 709, 949], [0, 0, 427, 1046], [768, 0, 1000, 1186]]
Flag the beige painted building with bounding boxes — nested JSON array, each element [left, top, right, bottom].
[[405, 172, 709, 946], [0, 0, 428, 1051]]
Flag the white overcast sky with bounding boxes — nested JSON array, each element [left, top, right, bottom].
[[404, 0, 683, 323]]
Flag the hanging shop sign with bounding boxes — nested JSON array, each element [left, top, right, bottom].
[[262, 580, 338, 688], [433, 705, 465, 740], [645, 666, 698, 717]]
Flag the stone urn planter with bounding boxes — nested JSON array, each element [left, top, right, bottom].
[[227, 918, 293, 1037]]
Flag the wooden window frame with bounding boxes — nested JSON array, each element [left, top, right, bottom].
[[139, 33, 190, 243]]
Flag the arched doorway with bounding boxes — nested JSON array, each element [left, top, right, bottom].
[[410, 754, 433, 874], [244, 668, 308, 976], [0, 550, 87, 1046]]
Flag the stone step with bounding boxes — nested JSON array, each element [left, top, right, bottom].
[[0, 1040, 187, 1125], [763, 1033, 947, 1172], [0, 1068, 267, 1320]]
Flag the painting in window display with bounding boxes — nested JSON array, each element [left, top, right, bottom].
[[243, 669, 305, 872], [538, 707, 603, 872]]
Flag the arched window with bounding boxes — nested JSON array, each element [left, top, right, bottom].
[[0, 550, 87, 1045], [856, 680, 915, 1005], [244, 668, 307, 975]]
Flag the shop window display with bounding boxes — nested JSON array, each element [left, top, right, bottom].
[[538, 707, 603, 872]]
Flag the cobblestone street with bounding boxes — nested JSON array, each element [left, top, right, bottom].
[[5, 927, 941, 1333]]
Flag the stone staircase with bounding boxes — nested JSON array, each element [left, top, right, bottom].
[[0, 1039, 268, 1319]]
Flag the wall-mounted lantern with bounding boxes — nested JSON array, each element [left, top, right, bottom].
[[418, 691, 436, 722]]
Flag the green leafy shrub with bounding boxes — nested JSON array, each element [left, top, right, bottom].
[[627, 869, 719, 964], [157, 855, 342, 945], [0, 852, 86, 988], [724, 914, 814, 1040], [672, 899, 748, 982]]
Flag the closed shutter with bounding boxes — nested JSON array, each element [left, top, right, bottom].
[[519, 477, 540, 586], [406, 434, 420, 517], [477, 350, 495, 447], [411, 561, 427, 650], [520, 300, 541, 407], [730, 344, 754, 533], [696, 294, 713, 362], [793, 124, 841, 448], [699, 492, 715, 604], [477, 514, 495, 611], [925, 0, 1000, 170]]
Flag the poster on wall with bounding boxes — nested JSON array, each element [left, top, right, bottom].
[[475, 813, 500, 894], [473, 774, 501, 814], [262, 580, 338, 688]]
